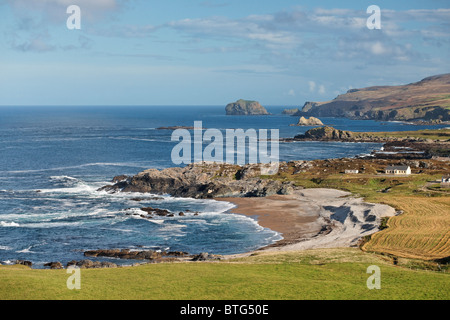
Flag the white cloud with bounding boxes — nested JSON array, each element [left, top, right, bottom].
[[318, 85, 326, 95], [168, 16, 298, 48], [371, 41, 387, 55], [14, 38, 56, 52], [309, 81, 316, 92]]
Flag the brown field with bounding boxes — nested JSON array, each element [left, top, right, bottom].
[[362, 195, 450, 260]]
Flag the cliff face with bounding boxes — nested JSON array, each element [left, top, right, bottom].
[[226, 99, 270, 115], [295, 74, 450, 121], [282, 108, 300, 115]]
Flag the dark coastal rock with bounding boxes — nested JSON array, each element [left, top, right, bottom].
[[141, 207, 171, 216], [85, 249, 160, 260], [84, 249, 191, 263], [166, 251, 189, 257], [282, 108, 300, 115], [130, 196, 164, 202], [112, 175, 129, 183], [44, 262, 63, 269], [99, 262, 118, 268], [294, 126, 354, 141], [191, 252, 223, 261], [66, 259, 118, 269], [98, 162, 298, 199], [226, 99, 270, 115], [15, 260, 32, 267]]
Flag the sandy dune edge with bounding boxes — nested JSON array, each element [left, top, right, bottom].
[[217, 188, 396, 257]]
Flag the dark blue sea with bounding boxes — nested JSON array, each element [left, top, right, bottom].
[[0, 106, 446, 267]]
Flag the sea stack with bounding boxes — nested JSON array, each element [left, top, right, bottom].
[[291, 116, 324, 126], [225, 99, 270, 115]]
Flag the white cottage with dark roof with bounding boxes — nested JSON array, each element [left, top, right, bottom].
[[385, 165, 411, 175], [442, 175, 450, 187]]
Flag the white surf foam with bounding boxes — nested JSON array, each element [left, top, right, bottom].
[[16, 246, 34, 253], [0, 221, 20, 227]]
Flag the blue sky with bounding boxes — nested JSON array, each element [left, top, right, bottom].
[[0, 0, 449, 106]]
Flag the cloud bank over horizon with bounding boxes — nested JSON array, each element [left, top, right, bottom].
[[0, 0, 449, 106]]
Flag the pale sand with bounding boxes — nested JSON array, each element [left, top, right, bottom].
[[216, 188, 396, 256]]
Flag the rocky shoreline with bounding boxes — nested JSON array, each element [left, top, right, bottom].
[[19, 250, 224, 270], [9, 155, 449, 269], [282, 126, 450, 159], [98, 162, 297, 199]]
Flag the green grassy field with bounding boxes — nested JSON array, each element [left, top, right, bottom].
[[358, 128, 450, 141], [0, 249, 448, 300]]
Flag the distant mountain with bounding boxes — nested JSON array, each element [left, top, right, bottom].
[[226, 99, 270, 115], [295, 74, 450, 121]]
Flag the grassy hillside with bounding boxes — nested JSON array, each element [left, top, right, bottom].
[[0, 248, 448, 300], [298, 74, 450, 121]]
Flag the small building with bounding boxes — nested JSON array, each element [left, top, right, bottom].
[[345, 170, 359, 174], [441, 175, 450, 188], [385, 165, 411, 175]]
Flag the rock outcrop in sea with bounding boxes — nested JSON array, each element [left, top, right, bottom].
[[291, 116, 324, 126], [225, 99, 270, 115], [282, 108, 300, 115], [294, 126, 353, 140]]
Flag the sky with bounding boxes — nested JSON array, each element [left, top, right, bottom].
[[0, 0, 449, 106]]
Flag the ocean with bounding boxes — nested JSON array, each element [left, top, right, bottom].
[[0, 105, 446, 267]]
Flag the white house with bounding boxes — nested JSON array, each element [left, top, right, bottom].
[[441, 175, 450, 188], [385, 165, 411, 175], [345, 170, 359, 174]]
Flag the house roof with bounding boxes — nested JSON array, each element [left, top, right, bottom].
[[386, 165, 410, 170]]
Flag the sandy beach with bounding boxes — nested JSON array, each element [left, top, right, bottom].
[[217, 188, 397, 254]]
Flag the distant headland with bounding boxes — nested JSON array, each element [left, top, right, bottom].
[[293, 73, 450, 122]]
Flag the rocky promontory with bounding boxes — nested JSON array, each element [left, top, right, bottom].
[[282, 108, 300, 115], [99, 162, 296, 198], [290, 126, 354, 140], [283, 126, 450, 158], [226, 99, 270, 115], [294, 74, 450, 122]]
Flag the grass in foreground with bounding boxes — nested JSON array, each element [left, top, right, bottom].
[[0, 248, 448, 300]]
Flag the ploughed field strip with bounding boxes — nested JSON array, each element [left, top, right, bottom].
[[363, 196, 450, 260]]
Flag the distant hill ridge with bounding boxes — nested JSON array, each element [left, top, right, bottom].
[[295, 74, 450, 121]]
